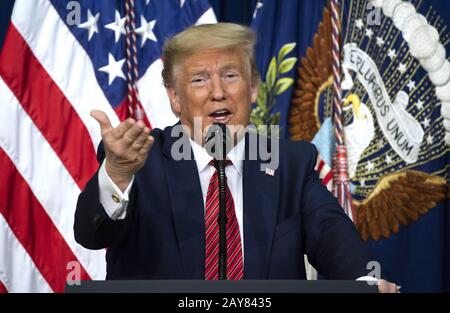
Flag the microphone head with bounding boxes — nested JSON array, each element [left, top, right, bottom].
[[204, 122, 232, 160]]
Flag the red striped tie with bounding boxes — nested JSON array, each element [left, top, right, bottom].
[[204, 161, 243, 280]]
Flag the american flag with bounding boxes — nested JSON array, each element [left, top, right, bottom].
[[0, 0, 215, 293]]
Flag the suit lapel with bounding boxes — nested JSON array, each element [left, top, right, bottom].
[[163, 130, 205, 279], [242, 135, 280, 279]]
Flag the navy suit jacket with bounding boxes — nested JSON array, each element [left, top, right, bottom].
[[74, 124, 372, 280]]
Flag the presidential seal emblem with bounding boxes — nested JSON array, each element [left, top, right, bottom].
[[289, 0, 449, 241]]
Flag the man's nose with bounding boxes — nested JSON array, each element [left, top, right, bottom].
[[210, 76, 226, 101]]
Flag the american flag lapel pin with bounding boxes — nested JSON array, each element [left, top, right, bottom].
[[265, 168, 275, 176]]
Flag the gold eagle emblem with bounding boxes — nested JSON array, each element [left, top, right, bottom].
[[355, 171, 448, 241]]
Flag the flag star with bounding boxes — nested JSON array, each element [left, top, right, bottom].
[[355, 18, 364, 30], [421, 117, 430, 128], [104, 11, 126, 43], [426, 134, 434, 145], [366, 161, 375, 172], [360, 179, 366, 187], [398, 63, 407, 74], [98, 53, 126, 85], [377, 140, 384, 149], [365, 28, 373, 38], [415, 99, 424, 110], [385, 154, 393, 164], [253, 1, 264, 19], [376, 36, 385, 47], [135, 15, 157, 47], [407, 80, 416, 92], [388, 49, 397, 60], [180, 0, 186, 7], [146, 0, 151, 5], [77, 9, 100, 41]]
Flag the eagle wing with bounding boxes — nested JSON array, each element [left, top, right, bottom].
[[289, 3, 336, 141], [355, 170, 449, 241]]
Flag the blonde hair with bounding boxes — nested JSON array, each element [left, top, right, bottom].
[[162, 23, 260, 87]]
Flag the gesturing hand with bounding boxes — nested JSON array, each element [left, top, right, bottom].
[[91, 110, 154, 191], [377, 279, 400, 293]]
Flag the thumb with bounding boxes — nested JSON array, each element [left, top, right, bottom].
[[90, 110, 112, 132]]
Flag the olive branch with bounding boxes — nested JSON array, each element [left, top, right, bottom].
[[251, 42, 297, 137]]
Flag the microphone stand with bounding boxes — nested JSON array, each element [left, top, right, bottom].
[[209, 123, 228, 280], [214, 156, 227, 280]]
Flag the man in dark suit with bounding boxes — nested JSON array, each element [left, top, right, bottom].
[[74, 23, 397, 292]]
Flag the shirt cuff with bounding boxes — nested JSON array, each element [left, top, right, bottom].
[[98, 160, 134, 220], [356, 276, 379, 282]]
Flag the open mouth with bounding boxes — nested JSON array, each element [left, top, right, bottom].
[[208, 109, 232, 123]]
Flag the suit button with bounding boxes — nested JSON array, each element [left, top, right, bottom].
[[111, 194, 120, 203]]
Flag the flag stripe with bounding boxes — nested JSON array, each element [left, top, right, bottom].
[[315, 154, 333, 190], [0, 25, 97, 190], [194, 7, 217, 26], [322, 170, 333, 185], [317, 160, 325, 172], [0, 280, 7, 293], [0, 76, 106, 281], [0, 149, 91, 292], [0, 214, 52, 293], [11, 0, 121, 148]]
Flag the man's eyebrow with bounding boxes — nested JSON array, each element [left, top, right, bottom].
[[221, 63, 241, 71], [189, 69, 208, 76], [187, 63, 243, 77]]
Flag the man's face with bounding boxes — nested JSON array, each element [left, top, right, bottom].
[[167, 48, 258, 144]]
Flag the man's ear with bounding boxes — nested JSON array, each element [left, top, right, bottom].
[[167, 87, 181, 116], [250, 81, 259, 104]]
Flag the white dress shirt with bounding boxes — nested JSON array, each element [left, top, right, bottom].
[[98, 137, 246, 256], [188, 137, 245, 253]]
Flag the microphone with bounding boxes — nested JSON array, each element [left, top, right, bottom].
[[204, 122, 232, 161], [204, 123, 230, 280]]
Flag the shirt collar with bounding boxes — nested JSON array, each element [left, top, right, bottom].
[[188, 137, 245, 176]]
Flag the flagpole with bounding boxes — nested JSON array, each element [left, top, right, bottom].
[[125, 0, 144, 121], [330, 0, 355, 220]]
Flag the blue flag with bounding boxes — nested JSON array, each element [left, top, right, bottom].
[[251, 0, 328, 138], [252, 0, 449, 292]]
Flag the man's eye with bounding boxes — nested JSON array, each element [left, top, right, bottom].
[[191, 78, 206, 85], [224, 73, 240, 81]]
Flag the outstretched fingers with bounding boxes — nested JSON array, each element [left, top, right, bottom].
[[113, 118, 137, 139], [138, 135, 155, 157], [130, 126, 151, 151], [118, 120, 146, 145]]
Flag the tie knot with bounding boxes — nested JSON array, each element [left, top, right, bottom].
[[209, 159, 233, 167]]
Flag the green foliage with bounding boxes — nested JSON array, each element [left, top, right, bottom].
[[278, 57, 297, 74], [251, 42, 298, 137], [275, 77, 294, 95], [266, 57, 277, 90], [278, 43, 296, 61]]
